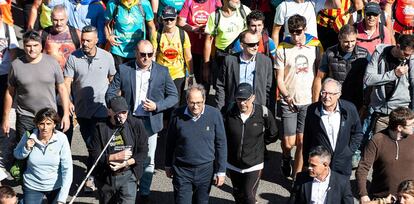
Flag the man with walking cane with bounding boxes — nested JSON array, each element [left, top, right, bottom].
[[89, 96, 149, 203]]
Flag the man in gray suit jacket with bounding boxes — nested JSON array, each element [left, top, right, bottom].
[[106, 40, 178, 201], [215, 30, 274, 110]]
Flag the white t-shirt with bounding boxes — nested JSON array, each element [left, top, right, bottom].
[[274, 0, 326, 38], [0, 22, 19, 75]]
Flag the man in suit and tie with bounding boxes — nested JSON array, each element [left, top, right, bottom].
[[106, 40, 178, 202], [303, 78, 363, 177], [215, 30, 274, 111], [292, 145, 354, 204]]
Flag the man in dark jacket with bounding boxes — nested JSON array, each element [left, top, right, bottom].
[[303, 78, 363, 177], [91, 96, 148, 204], [292, 146, 354, 204], [223, 83, 278, 204]]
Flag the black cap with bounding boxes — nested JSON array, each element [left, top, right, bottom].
[[110, 96, 129, 114], [235, 83, 254, 100], [161, 6, 177, 19], [364, 2, 381, 15]]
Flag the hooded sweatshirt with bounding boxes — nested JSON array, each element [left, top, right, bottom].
[[356, 129, 414, 198]]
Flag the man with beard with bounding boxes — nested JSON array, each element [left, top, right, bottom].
[[215, 30, 274, 111], [203, 0, 250, 88], [64, 25, 116, 191], [357, 107, 414, 203]]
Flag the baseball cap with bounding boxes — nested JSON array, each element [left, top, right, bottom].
[[364, 2, 381, 15], [235, 83, 254, 100], [161, 6, 177, 19], [110, 96, 129, 114]]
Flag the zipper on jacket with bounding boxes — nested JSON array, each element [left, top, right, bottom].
[[239, 123, 245, 161], [395, 140, 399, 160]]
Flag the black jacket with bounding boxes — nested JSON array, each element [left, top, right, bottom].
[[303, 99, 363, 176], [223, 103, 278, 169], [292, 171, 354, 204], [90, 116, 148, 184]]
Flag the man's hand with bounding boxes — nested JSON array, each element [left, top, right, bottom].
[[165, 167, 173, 178], [360, 195, 371, 203], [26, 138, 35, 150], [111, 149, 132, 161], [109, 161, 127, 171], [214, 175, 225, 187], [69, 102, 75, 116], [395, 64, 409, 77], [1, 119, 10, 137], [60, 115, 70, 133], [143, 98, 157, 112]]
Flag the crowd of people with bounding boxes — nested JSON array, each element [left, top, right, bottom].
[[0, 0, 413, 203]]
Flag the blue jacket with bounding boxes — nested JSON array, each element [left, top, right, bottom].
[[106, 61, 178, 133]]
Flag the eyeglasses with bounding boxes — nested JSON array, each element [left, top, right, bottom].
[[365, 12, 379, 17], [163, 18, 176, 22], [139, 52, 153, 58], [188, 101, 204, 106], [320, 91, 340, 96], [289, 29, 304, 35], [243, 42, 259, 47]]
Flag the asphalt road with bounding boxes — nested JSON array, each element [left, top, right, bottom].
[[3, 3, 363, 204]]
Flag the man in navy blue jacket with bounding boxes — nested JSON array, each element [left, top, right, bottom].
[[105, 40, 178, 200], [165, 84, 227, 204], [303, 78, 363, 177]]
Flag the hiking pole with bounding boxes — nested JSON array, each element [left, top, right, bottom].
[[69, 124, 124, 204]]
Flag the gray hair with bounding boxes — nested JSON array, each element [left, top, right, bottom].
[[186, 83, 206, 100], [322, 78, 342, 93], [309, 146, 331, 164], [52, 4, 67, 16]]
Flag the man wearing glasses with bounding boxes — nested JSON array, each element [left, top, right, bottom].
[[303, 78, 363, 177], [165, 84, 227, 204], [357, 107, 414, 203], [106, 40, 178, 203], [215, 30, 274, 111], [275, 14, 323, 180]]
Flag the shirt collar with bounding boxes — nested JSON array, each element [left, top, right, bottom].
[[321, 103, 340, 116], [313, 169, 331, 183], [29, 129, 59, 144], [81, 47, 101, 60], [240, 54, 256, 63], [184, 106, 205, 121], [135, 62, 152, 71]]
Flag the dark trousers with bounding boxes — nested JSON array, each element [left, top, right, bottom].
[[317, 25, 338, 50], [112, 53, 134, 72], [0, 74, 7, 125], [96, 170, 137, 204], [172, 162, 214, 204], [228, 169, 262, 204], [77, 117, 106, 171], [57, 105, 73, 145], [15, 114, 35, 141], [174, 77, 185, 108], [192, 54, 211, 99]]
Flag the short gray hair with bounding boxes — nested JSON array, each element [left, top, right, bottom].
[[322, 78, 342, 93], [186, 84, 206, 100], [52, 4, 67, 16]]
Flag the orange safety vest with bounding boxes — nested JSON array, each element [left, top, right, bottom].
[[317, 0, 351, 32], [393, 0, 414, 34]]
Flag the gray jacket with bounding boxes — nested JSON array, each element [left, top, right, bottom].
[[364, 44, 414, 114]]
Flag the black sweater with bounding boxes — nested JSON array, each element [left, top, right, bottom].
[[165, 105, 227, 173], [224, 103, 278, 169]]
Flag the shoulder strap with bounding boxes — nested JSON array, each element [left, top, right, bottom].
[[4, 23, 9, 48], [68, 26, 81, 49], [239, 5, 246, 20], [214, 8, 220, 35], [41, 26, 52, 49], [179, 28, 186, 67], [379, 13, 385, 43], [156, 30, 162, 52], [261, 105, 268, 118], [138, 2, 146, 19]]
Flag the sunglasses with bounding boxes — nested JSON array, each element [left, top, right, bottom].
[[139, 52, 153, 58], [163, 18, 176, 22], [243, 42, 259, 47], [366, 12, 379, 17], [289, 29, 304, 35]]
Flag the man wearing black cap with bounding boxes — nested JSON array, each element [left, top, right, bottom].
[[90, 96, 149, 204], [223, 83, 278, 204], [165, 84, 227, 204]]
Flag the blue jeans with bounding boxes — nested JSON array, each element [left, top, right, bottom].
[[172, 162, 214, 204], [96, 170, 137, 204], [138, 117, 157, 196], [23, 187, 60, 204]]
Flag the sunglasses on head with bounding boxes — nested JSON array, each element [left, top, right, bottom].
[[139, 52, 153, 58], [163, 18, 175, 22], [366, 12, 379, 17], [243, 42, 259, 47], [289, 29, 304, 35]]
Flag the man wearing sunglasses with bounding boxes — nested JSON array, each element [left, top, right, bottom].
[[276, 14, 323, 180], [106, 40, 178, 203], [215, 30, 274, 111]]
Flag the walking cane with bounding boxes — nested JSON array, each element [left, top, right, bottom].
[[69, 123, 124, 204]]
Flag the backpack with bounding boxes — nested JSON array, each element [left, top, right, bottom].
[[213, 5, 247, 36], [110, 0, 146, 29], [41, 25, 81, 49]]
